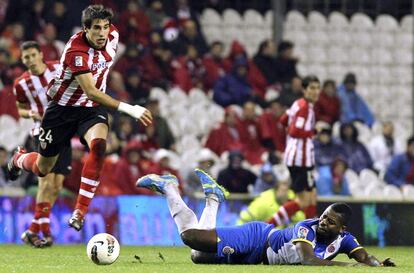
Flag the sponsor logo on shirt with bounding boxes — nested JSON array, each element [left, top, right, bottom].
[[92, 61, 110, 70], [298, 226, 309, 239], [75, 56, 83, 67]]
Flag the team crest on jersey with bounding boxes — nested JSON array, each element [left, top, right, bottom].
[[75, 56, 83, 67], [40, 141, 47, 150], [327, 244, 336, 253], [298, 226, 309, 239], [222, 246, 235, 255]]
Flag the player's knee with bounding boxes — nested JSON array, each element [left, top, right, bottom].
[[90, 138, 106, 158]]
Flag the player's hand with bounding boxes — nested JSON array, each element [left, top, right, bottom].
[[381, 258, 396, 267], [137, 109, 153, 126], [29, 110, 42, 121]]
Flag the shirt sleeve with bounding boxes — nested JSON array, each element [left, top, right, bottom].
[[340, 233, 364, 257], [291, 221, 316, 246], [65, 51, 90, 76], [287, 104, 314, 138], [13, 83, 29, 104]]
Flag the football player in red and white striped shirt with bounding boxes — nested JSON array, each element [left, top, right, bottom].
[[7, 5, 152, 231], [268, 75, 321, 227], [13, 41, 71, 247]]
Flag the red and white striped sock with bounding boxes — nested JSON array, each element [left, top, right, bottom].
[[74, 138, 106, 215], [29, 202, 50, 234], [268, 200, 301, 226], [15, 152, 46, 177]]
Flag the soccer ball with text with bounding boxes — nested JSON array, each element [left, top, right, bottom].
[[86, 233, 120, 265]]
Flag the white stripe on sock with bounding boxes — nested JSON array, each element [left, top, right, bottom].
[[31, 219, 40, 224], [16, 154, 29, 169], [79, 189, 94, 198], [81, 177, 99, 186], [38, 218, 50, 224], [280, 207, 290, 224]]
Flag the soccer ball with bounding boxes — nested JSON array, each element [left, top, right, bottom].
[[86, 233, 120, 265]]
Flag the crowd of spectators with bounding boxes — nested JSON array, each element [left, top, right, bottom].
[[0, 0, 413, 201]]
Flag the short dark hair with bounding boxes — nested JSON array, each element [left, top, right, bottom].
[[20, 41, 40, 52], [277, 40, 293, 54], [323, 79, 336, 89], [331, 203, 352, 225], [210, 41, 224, 49], [258, 39, 271, 54], [81, 5, 114, 29], [302, 75, 320, 89]]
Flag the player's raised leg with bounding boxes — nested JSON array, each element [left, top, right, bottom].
[[69, 123, 108, 231], [136, 173, 218, 253]]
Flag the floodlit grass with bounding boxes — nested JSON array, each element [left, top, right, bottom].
[[0, 245, 409, 273]]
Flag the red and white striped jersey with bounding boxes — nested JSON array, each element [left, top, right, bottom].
[[283, 98, 316, 167], [13, 61, 60, 136], [47, 25, 119, 107]]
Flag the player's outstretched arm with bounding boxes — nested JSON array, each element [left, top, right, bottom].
[[75, 73, 152, 126], [296, 241, 362, 266], [350, 248, 396, 267]]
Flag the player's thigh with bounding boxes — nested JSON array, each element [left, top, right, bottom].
[[83, 123, 108, 148], [76, 105, 109, 147], [288, 167, 315, 193], [50, 144, 72, 176]]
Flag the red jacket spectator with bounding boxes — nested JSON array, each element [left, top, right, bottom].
[[96, 156, 123, 196], [202, 41, 226, 90], [114, 140, 157, 195], [314, 80, 341, 125], [118, 1, 151, 45], [258, 99, 287, 153]]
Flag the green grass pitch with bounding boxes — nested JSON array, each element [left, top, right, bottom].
[[0, 245, 410, 273]]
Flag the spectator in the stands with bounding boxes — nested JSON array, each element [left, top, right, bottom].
[[384, 136, 414, 187], [172, 44, 206, 93], [107, 71, 131, 102], [183, 148, 216, 196], [114, 140, 157, 195], [337, 72, 375, 127], [150, 31, 173, 89], [143, 99, 175, 150], [316, 157, 351, 196], [118, 0, 151, 45], [165, 0, 201, 29], [258, 98, 287, 163], [314, 123, 344, 167], [44, 1, 73, 42], [0, 22, 25, 62], [252, 163, 277, 196], [36, 23, 64, 61], [213, 56, 253, 107], [278, 76, 303, 107], [203, 41, 226, 90], [314, 79, 341, 125], [0, 146, 11, 187], [205, 107, 243, 156], [114, 43, 142, 77], [217, 150, 257, 193], [168, 19, 208, 56], [237, 101, 266, 165], [274, 40, 298, 85], [146, 0, 169, 30], [151, 149, 181, 180], [115, 115, 137, 147], [253, 39, 277, 85], [368, 121, 404, 174], [339, 122, 373, 173], [125, 68, 149, 103], [237, 180, 304, 225]]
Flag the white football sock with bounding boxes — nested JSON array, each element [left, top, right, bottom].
[[165, 183, 198, 234], [198, 194, 219, 229]]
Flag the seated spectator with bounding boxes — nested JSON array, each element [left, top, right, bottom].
[[114, 43, 142, 76], [385, 136, 414, 187], [37, 23, 64, 61], [314, 79, 340, 125], [96, 155, 123, 196], [183, 148, 216, 196], [274, 40, 298, 85], [118, 0, 151, 45], [115, 115, 137, 147], [146, 0, 169, 30], [339, 123, 373, 173], [115, 140, 156, 195], [316, 158, 351, 196], [278, 76, 303, 107], [217, 150, 257, 193], [237, 180, 304, 225], [253, 39, 277, 85], [106, 71, 131, 102], [44, 1, 73, 42], [151, 149, 181, 180], [314, 124, 344, 167], [258, 98, 287, 162], [172, 44, 206, 93], [237, 101, 266, 165], [150, 31, 173, 89], [124, 68, 149, 103], [142, 99, 175, 150], [337, 73, 375, 127], [202, 41, 226, 90], [252, 163, 277, 195], [213, 56, 253, 107], [368, 121, 404, 174], [168, 19, 208, 56], [205, 108, 243, 156]]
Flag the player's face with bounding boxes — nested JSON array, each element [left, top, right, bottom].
[[304, 81, 321, 103], [85, 19, 110, 49], [21, 48, 44, 72], [317, 207, 344, 239]]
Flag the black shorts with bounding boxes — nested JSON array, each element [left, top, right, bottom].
[[288, 166, 315, 193], [32, 136, 72, 175], [38, 102, 108, 157]]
